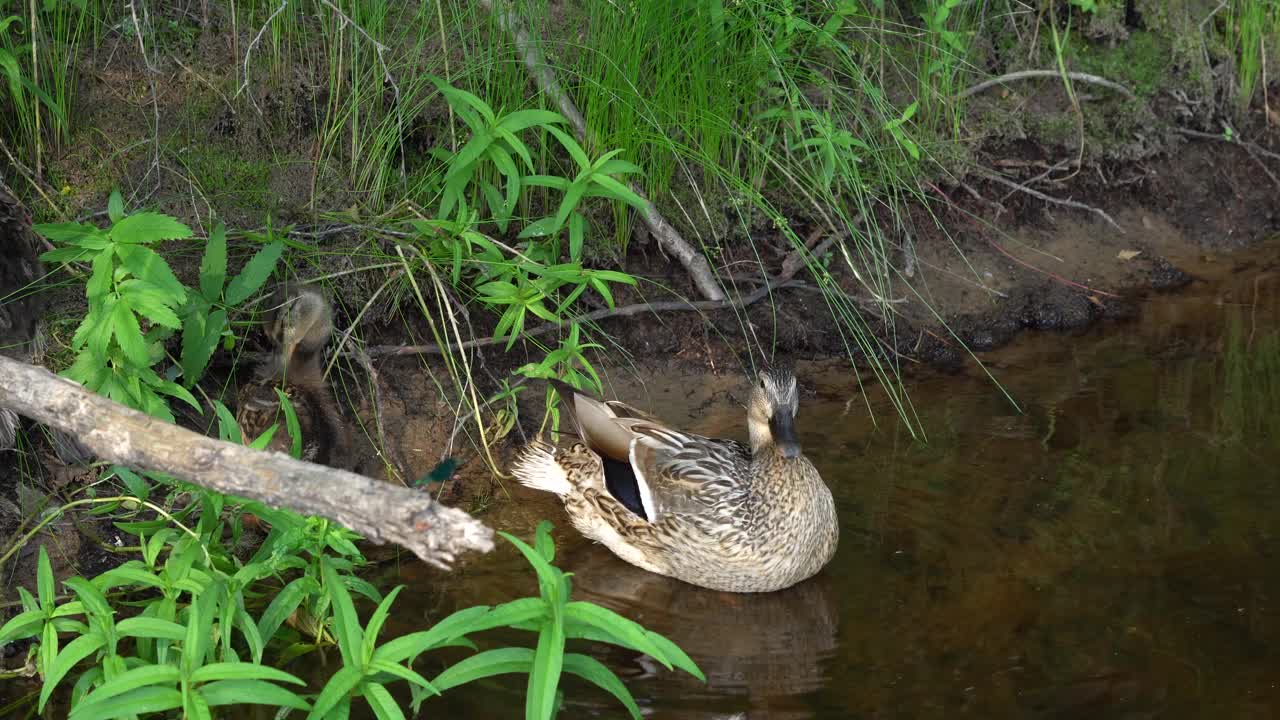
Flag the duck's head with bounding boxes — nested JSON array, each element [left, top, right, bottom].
[[747, 367, 801, 459], [265, 285, 333, 377]]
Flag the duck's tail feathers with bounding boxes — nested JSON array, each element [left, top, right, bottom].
[[512, 441, 572, 496]]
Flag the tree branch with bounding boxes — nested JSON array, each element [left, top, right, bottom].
[[0, 356, 493, 569], [477, 0, 726, 302]]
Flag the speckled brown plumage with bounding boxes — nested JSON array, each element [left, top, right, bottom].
[[512, 369, 839, 593], [235, 284, 348, 468]]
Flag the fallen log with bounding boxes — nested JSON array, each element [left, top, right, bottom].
[[0, 355, 494, 568]]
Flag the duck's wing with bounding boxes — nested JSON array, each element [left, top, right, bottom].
[[627, 425, 751, 521]]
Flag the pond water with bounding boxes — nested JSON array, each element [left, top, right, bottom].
[[382, 245, 1280, 718]]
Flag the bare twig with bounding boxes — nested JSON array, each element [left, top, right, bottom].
[[974, 166, 1125, 233], [367, 278, 806, 358], [477, 0, 725, 302], [958, 70, 1136, 100], [127, 0, 162, 195], [1173, 126, 1280, 164], [236, 0, 287, 115], [0, 356, 493, 568]]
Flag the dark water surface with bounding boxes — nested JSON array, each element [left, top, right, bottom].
[[386, 248, 1280, 719]]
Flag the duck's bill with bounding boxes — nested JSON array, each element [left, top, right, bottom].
[[769, 412, 802, 459]]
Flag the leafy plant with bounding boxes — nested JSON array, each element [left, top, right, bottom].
[[413, 521, 705, 720], [37, 191, 198, 422]]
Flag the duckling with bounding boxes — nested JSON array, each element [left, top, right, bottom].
[[512, 368, 839, 593], [235, 284, 348, 468]]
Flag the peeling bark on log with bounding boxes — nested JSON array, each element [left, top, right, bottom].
[[0, 356, 494, 568]]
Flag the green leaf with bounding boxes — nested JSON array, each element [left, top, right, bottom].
[[107, 190, 123, 224], [211, 398, 243, 445], [37, 545, 55, 608], [110, 213, 193, 244], [68, 685, 184, 720], [223, 241, 283, 305], [181, 308, 224, 387], [568, 212, 585, 262], [40, 631, 105, 712], [72, 664, 181, 708], [563, 602, 670, 670], [64, 577, 113, 622], [527, 603, 565, 720], [366, 659, 438, 696], [305, 665, 363, 720], [110, 299, 149, 368], [199, 222, 228, 300], [533, 521, 556, 563], [430, 647, 536, 693], [321, 559, 363, 667], [364, 682, 405, 720], [94, 566, 166, 592], [497, 109, 564, 133], [275, 389, 303, 459], [589, 174, 647, 210], [642, 629, 705, 681], [191, 662, 305, 685], [0, 609, 43, 644], [86, 248, 113, 300], [35, 221, 98, 244], [563, 653, 641, 719], [40, 246, 94, 263], [119, 279, 181, 329], [371, 605, 492, 664], [116, 617, 186, 641], [114, 245, 187, 302], [545, 125, 590, 171], [200, 679, 311, 710], [361, 585, 403, 663]]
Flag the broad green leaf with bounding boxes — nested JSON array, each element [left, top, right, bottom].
[[305, 665, 363, 720], [64, 577, 113, 622], [563, 653, 641, 719], [210, 399, 243, 444], [110, 213, 192, 244], [94, 566, 166, 592], [119, 279, 181, 329], [68, 685, 183, 720], [430, 647, 535, 693], [86, 248, 113, 300], [527, 603, 565, 720], [35, 221, 97, 244], [517, 216, 559, 239], [642, 629, 705, 681], [40, 246, 94, 262], [568, 212, 585, 262], [275, 389, 303, 459], [115, 245, 186, 302], [181, 308, 224, 387], [116, 617, 185, 642], [191, 662, 304, 685], [37, 545, 54, 608], [545, 125, 590, 171], [184, 690, 212, 720], [154, 379, 201, 413], [106, 190, 123, 224], [39, 631, 105, 712], [366, 659, 437, 696], [563, 602, 670, 670], [199, 222, 228, 300], [110, 299, 149, 368], [521, 175, 571, 191], [361, 585, 403, 663], [321, 559, 363, 667], [533, 521, 555, 563], [72, 663, 181, 707], [223, 241, 283, 305], [496, 109, 564, 133], [371, 605, 491, 664], [589, 174, 647, 210], [364, 682, 405, 720], [200, 679, 311, 710]]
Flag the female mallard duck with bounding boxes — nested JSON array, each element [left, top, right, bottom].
[[235, 284, 348, 468], [512, 368, 839, 593]]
